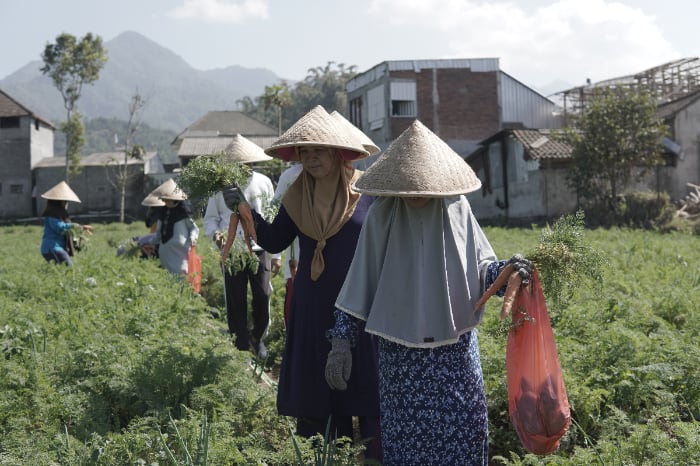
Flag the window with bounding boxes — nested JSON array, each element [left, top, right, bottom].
[[349, 97, 363, 128], [0, 117, 20, 129], [390, 81, 417, 117], [392, 100, 416, 117], [10, 184, 23, 194]]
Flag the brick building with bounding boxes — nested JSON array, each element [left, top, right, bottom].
[[345, 58, 561, 168]]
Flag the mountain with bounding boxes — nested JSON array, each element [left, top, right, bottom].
[[0, 31, 283, 132]]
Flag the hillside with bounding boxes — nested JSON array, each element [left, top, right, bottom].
[[0, 31, 284, 132]]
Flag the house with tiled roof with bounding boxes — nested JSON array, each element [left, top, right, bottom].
[[172, 111, 278, 166], [0, 88, 55, 218], [465, 129, 575, 223]]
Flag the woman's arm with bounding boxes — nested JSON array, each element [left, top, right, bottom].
[[237, 202, 297, 255]]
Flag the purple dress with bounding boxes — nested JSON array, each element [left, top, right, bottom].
[[253, 195, 380, 418]]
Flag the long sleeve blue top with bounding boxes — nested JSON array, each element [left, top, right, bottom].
[[40, 217, 75, 254]]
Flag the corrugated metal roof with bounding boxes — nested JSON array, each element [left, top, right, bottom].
[[34, 151, 157, 167], [656, 89, 700, 120], [511, 129, 572, 160], [174, 111, 277, 142], [177, 135, 278, 156], [347, 58, 500, 93], [178, 137, 232, 156]]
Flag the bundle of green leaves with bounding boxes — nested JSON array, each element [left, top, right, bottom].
[[223, 236, 260, 275], [176, 152, 252, 201], [528, 210, 606, 310]]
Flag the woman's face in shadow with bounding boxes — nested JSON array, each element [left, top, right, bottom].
[[299, 147, 338, 179], [403, 197, 432, 209]]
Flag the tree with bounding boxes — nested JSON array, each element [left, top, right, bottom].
[[106, 93, 148, 223], [560, 87, 667, 216], [239, 62, 358, 132], [260, 82, 292, 136], [41, 32, 108, 180], [290, 62, 357, 125]]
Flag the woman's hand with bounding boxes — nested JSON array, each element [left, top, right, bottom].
[[81, 224, 93, 234]]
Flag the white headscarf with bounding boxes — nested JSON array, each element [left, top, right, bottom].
[[335, 195, 497, 348]]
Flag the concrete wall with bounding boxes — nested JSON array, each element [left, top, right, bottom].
[[0, 115, 53, 218], [467, 138, 577, 223], [35, 164, 148, 220], [667, 100, 700, 201]]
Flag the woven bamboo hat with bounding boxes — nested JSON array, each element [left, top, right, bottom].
[[225, 134, 272, 163], [330, 111, 380, 156], [354, 120, 481, 197], [264, 105, 369, 162], [41, 181, 81, 203], [157, 178, 188, 201], [149, 178, 176, 198], [141, 193, 166, 207]]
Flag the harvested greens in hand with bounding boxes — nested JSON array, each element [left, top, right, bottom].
[[176, 153, 252, 201]]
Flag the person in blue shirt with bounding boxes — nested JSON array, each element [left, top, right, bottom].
[[39, 181, 92, 266]]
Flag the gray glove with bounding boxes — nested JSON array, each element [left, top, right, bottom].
[[222, 185, 247, 212], [508, 254, 534, 285], [325, 338, 352, 391]]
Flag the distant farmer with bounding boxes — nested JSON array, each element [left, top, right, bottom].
[[143, 179, 199, 275], [39, 181, 92, 266]]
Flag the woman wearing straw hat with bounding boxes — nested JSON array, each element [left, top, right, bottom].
[[230, 106, 383, 461], [134, 192, 166, 259], [145, 179, 199, 275], [324, 120, 532, 465], [40, 181, 92, 266]]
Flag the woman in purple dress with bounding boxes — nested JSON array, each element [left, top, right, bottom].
[[325, 120, 532, 465], [233, 106, 382, 461]]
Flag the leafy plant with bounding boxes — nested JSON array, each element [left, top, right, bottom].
[[222, 236, 260, 275], [527, 210, 606, 311], [176, 153, 252, 201], [159, 412, 210, 465], [291, 417, 366, 466]]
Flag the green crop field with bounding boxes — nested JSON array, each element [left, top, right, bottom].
[[1, 221, 698, 465]]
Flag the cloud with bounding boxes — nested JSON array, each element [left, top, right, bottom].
[[168, 0, 269, 23], [368, 0, 678, 87]]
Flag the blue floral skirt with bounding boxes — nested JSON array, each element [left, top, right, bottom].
[[378, 330, 488, 466]]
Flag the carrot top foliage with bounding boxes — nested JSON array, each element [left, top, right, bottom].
[[528, 210, 606, 311], [1, 220, 699, 465], [176, 153, 252, 201]]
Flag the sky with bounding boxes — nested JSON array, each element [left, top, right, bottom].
[[1, 0, 697, 95]]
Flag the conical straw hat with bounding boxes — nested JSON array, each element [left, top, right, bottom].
[[41, 181, 81, 203], [354, 120, 482, 197], [330, 111, 380, 156], [156, 178, 188, 201], [141, 193, 166, 207], [265, 105, 369, 162], [149, 178, 176, 198], [225, 134, 272, 163]]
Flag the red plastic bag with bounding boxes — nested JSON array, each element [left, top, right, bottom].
[[506, 268, 571, 455], [187, 246, 202, 294]]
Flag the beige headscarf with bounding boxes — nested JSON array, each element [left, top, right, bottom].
[[282, 154, 362, 281]]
